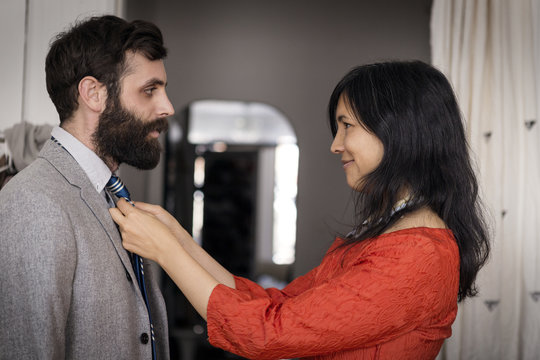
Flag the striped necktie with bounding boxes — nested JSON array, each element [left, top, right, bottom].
[[106, 175, 156, 360]]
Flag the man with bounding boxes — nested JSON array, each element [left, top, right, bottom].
[[0, 15, 174, 359]]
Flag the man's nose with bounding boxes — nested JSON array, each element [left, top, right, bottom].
[[158, 92, 175, 117]]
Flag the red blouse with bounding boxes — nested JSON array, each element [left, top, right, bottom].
[[207, 227, 459, 360]]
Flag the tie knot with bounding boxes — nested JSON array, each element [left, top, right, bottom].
[[106, 175, 131, 201]]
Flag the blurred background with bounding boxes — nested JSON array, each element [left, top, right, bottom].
[[1, 1, 539, 359]]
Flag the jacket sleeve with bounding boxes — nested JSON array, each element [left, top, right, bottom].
[[206, 234, 459, 359], [0, 185, 76, 359]]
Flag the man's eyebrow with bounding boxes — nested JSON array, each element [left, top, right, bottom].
[[141, 78, 167, 87]]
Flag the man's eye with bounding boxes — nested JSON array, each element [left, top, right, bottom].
[[144, 87, 157, 95]]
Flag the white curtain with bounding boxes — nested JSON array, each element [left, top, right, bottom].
[[431, 0, 540, 359]]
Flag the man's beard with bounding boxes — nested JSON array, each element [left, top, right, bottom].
[[93, 97, 169, 170]]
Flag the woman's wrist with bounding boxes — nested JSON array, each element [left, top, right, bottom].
[[173, 228, 196, 249], [157, 234, 185, 267]]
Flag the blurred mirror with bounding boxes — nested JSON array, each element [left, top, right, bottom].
[[163, 100, 298, 359]]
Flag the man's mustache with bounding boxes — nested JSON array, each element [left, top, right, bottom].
[[145, 117, 169, 134]]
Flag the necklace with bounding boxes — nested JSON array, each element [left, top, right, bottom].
[[360, 197, 411, 227], [391, 198, 409, 216]]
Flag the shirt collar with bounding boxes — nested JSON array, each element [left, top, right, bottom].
[[51, 126, 111, 194]]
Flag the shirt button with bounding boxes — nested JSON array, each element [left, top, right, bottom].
[[140, 333, 149, 344]]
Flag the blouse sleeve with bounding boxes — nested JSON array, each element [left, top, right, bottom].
[[206, 233, 459, 359], [232, 262, 318, 303]]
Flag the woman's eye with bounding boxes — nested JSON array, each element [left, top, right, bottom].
[[344, 122, 352, 129]]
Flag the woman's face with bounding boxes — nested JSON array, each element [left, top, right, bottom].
[[330, 95, 384, 190]]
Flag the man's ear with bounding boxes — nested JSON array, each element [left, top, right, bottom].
[[78, 76, 107, 113]]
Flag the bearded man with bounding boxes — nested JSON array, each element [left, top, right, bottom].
[[0, 15, 174, 359]]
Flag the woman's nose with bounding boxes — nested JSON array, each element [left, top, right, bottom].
[[330, 132, 344, 154]]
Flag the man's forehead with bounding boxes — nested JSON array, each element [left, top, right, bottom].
[[122, 51, 167, 83]]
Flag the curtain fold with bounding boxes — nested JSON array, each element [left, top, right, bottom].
[[431, 1, 540, 359]]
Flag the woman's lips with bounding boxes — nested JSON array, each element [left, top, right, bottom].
[[342, 160, 353, 169]]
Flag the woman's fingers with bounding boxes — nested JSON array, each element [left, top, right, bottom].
[[109, 199, 180, 263], [109, 207, 139, 253], [109, 207, 125, 225], [133, 201, 160, 214], [133, 201, 181, 232], [109, 199, 139, 228], [116, 198, 135, 213]]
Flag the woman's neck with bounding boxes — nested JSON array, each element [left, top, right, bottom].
[[383, 206, 447, 234]]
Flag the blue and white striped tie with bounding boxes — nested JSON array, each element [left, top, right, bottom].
[[107, 175, 156, 360]]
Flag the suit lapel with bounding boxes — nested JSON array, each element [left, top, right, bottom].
[[39, 140, 138, 284]]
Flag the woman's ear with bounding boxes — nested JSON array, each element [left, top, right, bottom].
[[78, 76, 107, 113]]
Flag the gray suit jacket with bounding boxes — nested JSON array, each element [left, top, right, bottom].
[[0, 140, 169, 359]]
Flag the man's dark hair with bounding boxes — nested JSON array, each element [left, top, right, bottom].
[[328, 60, 490, 302], [45, 15, 167, 123]]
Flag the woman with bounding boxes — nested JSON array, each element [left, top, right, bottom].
[[110, 60, 490, 359]]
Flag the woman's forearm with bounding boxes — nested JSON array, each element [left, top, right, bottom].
[[110, 199, 236, 317], [179, 237, 236, 288], [159, 241, 220, 320], [131, 201, 237, 288]]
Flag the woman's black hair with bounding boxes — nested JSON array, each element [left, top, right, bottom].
[[328, 60, 490, 301]]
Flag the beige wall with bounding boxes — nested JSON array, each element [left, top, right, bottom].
[[0, 0, 122, 130], [0, 0, 26, 129], [125, 0, 433, 277]]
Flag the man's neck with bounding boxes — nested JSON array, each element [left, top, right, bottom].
[[60, 121, 119, 172]]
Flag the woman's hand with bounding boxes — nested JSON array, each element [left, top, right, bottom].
[[131, 201, 190, 244], [110, 198, 220, 320], [111, 199, 236, 290], [109, 198, 180, 265]]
